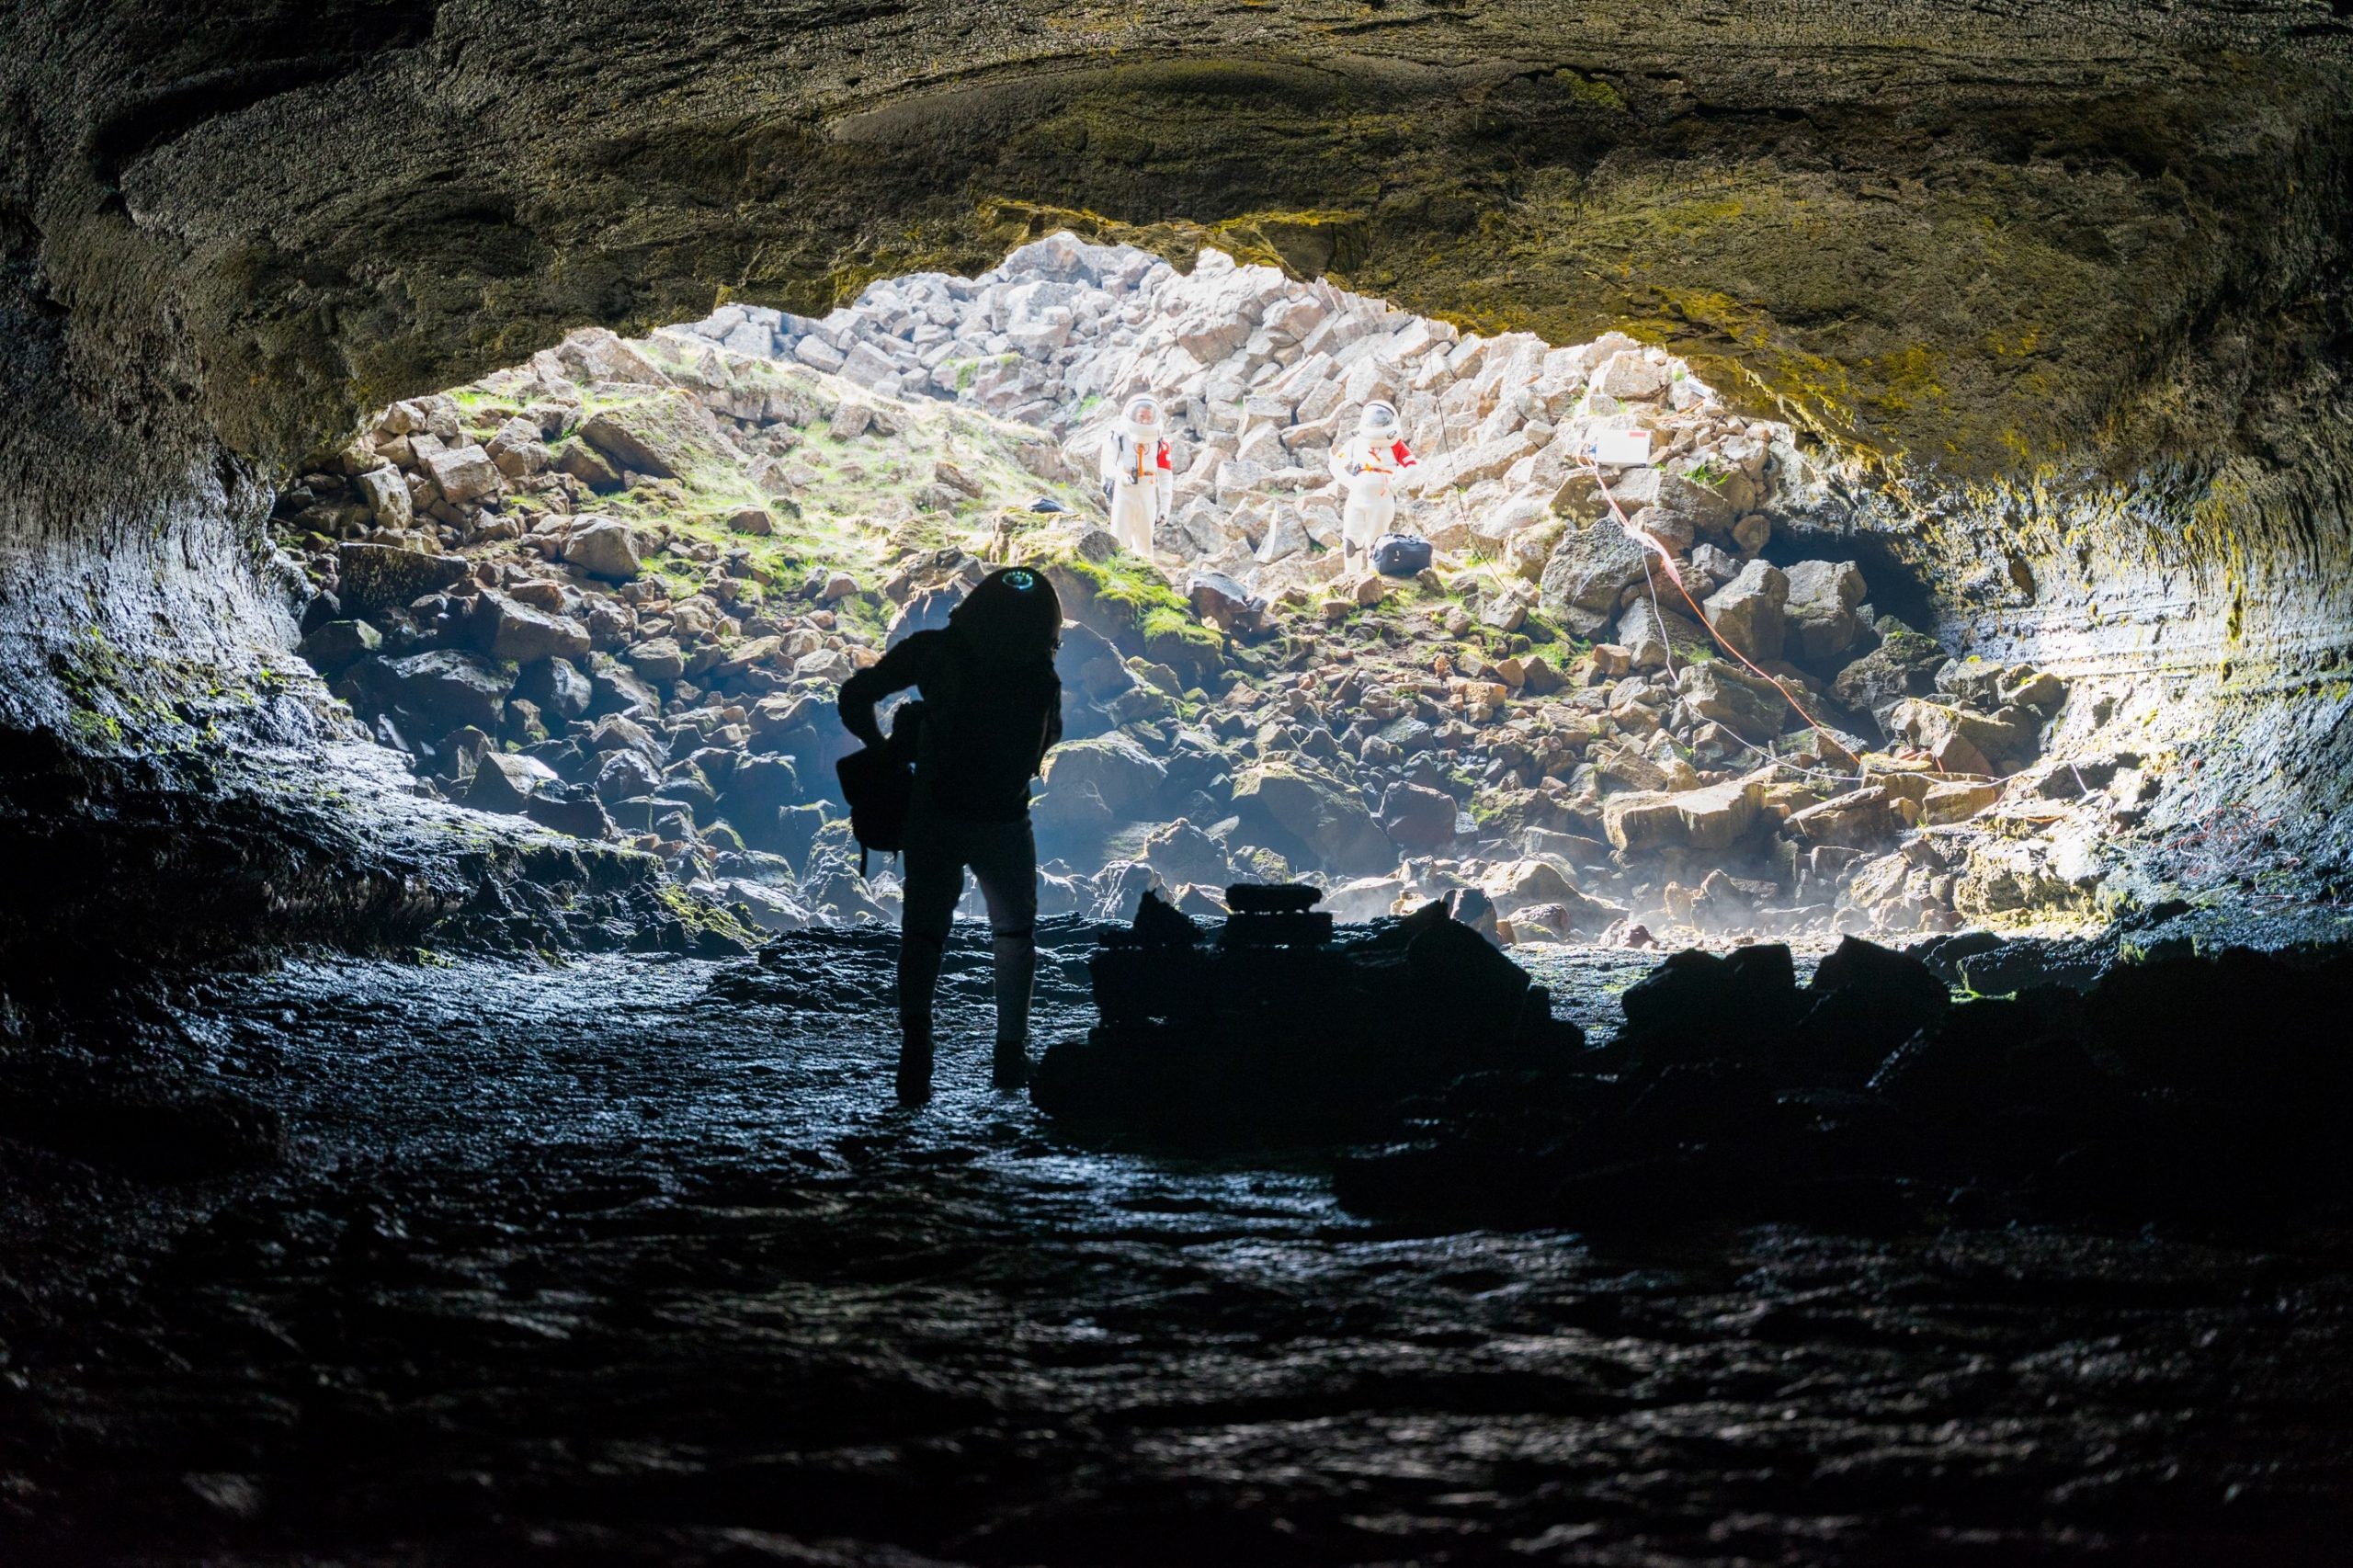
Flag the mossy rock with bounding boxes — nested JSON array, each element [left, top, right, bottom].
[[1025, 540, 1227, 687], [335, 542, 468, 619]]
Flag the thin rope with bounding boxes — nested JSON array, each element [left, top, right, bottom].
[[1580, 448, 1862, 769]]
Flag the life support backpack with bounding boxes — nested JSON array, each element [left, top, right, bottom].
[[1372, 532, 1434, 577], [835, 701, 924, 875]]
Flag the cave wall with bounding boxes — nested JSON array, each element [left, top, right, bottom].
[[3, 0, 2349, 966]]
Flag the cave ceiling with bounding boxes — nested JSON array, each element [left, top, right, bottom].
[[7, 0, 2349, 494]]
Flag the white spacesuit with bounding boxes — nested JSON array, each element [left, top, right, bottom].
[[1328, 400, 1418, 569], [1098, 394, 1174, 563]]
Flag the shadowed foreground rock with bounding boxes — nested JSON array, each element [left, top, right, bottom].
[[1338, 937, 2353, 1233], [1032, 885, 1583, 1141], [11, 948, 2353, 1564]]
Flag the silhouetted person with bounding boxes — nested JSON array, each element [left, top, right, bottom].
[[838, 567, 1064, 1102]]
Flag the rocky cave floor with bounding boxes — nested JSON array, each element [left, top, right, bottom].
[[6, 932, 2353, 1566]]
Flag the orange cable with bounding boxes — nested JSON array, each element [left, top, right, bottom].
[[1581, 451, 1862, 770]]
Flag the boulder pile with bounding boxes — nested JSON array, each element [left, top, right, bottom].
[[1029, 886, 1584, 1141], [1336, 939, 2353, 1232], [268, 232, 2109, 944], [677, 231, 1800, 634]]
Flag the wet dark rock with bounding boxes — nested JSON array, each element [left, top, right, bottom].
[[296, 618, 381, 671], [0, 1062, 282, 1177], [1910, 927, 2006, 984], [515, 654, 592, 721], [1230, 760, 1393, 875], [596, 750, 664, 803], [1125, 886, 1202, 948], [1342, 937, 2353, 1235], [9, 938, 2353, 1564], [1227, 881, 1322, 914], [1867, 991, 2108, 1123], [334, 543, 469, 619], [1616, 942, 1806, 1070], [1958, 936, 2111, 995], [522, 790, 615, 839], [460, 752, 550, 814], [1035, 891, 1581, 1141], [297, 587, 341, 635], [1831, 627, 1949, 722], [359, 649, 516, 736], [1789, 935, 1951, 1084], [1379, 780, 1459, 849]]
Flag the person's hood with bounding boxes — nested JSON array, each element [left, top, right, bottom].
[[949, 567, 1063, 663]]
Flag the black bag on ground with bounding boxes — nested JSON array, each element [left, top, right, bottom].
[[835, 701, 924, 874], [1373, 532, 1434, 577]]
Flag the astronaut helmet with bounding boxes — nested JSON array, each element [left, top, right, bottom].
[[1121, 394, 1164, 440], [1358, 399, 1400, 435]]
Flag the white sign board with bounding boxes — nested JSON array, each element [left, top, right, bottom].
[[1588, 428, 1654, 467]]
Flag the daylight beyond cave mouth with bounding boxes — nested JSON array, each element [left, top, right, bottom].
[[271, 231, 2095, 948]]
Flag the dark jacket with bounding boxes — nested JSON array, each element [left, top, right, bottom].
[[837, 628, 1063, 823]]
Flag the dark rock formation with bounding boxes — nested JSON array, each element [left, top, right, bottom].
[[1033, 886, 1582, 1140], [1337, 937, 2353, 1233]]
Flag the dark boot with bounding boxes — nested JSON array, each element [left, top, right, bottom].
[[990, 931, 1036, 1089], [991, 1034, 1029, 1090], [897, 932, 945, 1105], [896, 1017, 935, 1105]]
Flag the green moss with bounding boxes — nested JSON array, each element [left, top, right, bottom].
[[67, 707, 125, 748], [1552, 70, 1627, 112], [654, 882, 762, 948], [977, 198, 1370, 282], [1133, 600, 1213, 654]]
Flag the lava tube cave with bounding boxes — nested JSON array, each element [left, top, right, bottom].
[[4, 4, 2353, 1563]]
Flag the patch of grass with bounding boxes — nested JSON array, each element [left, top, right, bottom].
[[1552, 69, 1628, 112], [654, 882, 763, 948], [1028, 540, 1224, 674]]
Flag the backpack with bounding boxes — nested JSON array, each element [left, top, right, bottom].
[[1373, 531, 1434, 577], [835, 700, 924, 875]]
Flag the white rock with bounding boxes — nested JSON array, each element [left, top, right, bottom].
[[564, 517, 642, 581], [794, 336, 847, 373], [1256, 511, 1312, 562], [422, 443, 501, 505], [355, 467, 412, 528], [721, 320, 775, 358], [795, 649, 855, 684], [1592, 350, 1670, 402]]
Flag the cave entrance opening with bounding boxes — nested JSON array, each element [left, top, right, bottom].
[[273, 230, 2063, 949]]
